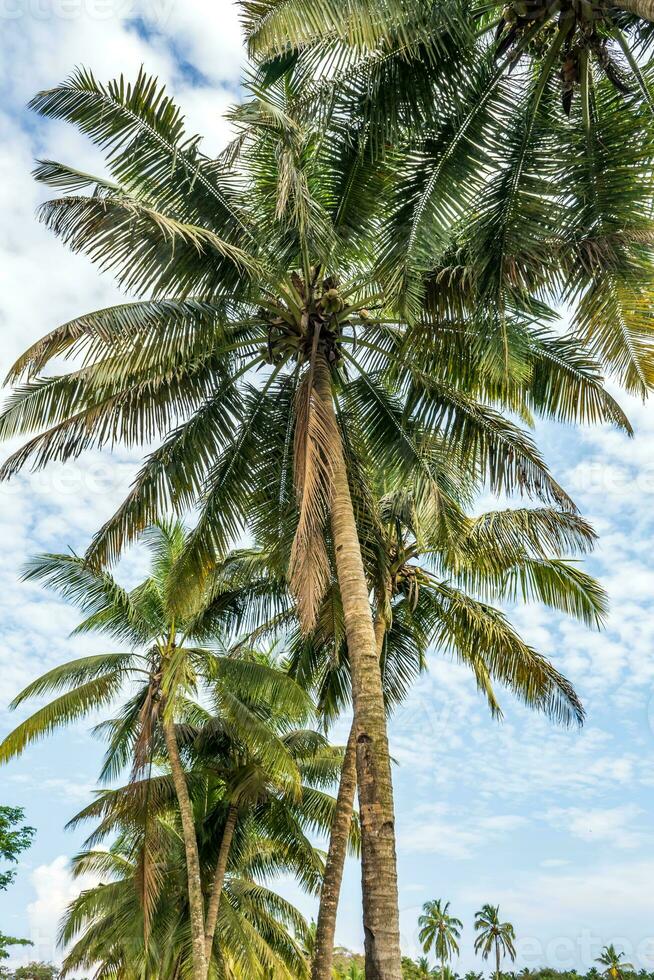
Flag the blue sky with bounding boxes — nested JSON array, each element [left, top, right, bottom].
[[2, 2, 654, 973]]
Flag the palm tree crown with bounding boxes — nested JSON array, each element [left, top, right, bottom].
[[60, 771, 317, 979], [244, 0, 654, 393], [474, 904, 517, 980], [597, 945, 635, 980], [418, 899, 463, 980]]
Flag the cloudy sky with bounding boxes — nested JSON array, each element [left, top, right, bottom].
[[1, 1, 654, 973]]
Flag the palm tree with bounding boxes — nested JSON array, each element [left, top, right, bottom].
[[244, 2, 654, 396], [60, 804, 314, 978], [596, 946, 635, 980], [291, 485, 605, 980], [212, 468, 605, 980], [78, 686, 354, 963], [418, 900, 462, 980], [474, 905, 517, 980], [0, 67, 630, 980], [0, 522, 312, 980], [417, 958, 441, 979], [65, 703, 350, 978]]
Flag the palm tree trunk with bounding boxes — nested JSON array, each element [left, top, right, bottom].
[[204, 801, 238, 960], [614, 0, 654, 21], [496, 940, 501, 980], [312, 722, 357, 980], [163, 720, 208, 980], [312, 609, 389, 980], [315, 357, 402, 980]]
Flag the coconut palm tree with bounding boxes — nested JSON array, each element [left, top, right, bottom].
[[0, 67, 631, 980], [60, 807, 313, 978], [65, 700, 352, 977], [474, 905, 517, 980], [418, 900, 463, 980], [204, 462, 605, 980], [0, 521, 313, 980], [286, 485, 605, 980], [72, 686, 356, 964], [596, 946, 635, 980], [244, 2, 654, 396]]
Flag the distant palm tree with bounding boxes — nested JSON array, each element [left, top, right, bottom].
[[419, 900, 463, 980], [596, 945, 634, 980], [416, 957, 440, 978], [474, 904, 517, 980]]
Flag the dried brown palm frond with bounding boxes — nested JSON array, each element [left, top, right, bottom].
[[289, 356, 340, 631]]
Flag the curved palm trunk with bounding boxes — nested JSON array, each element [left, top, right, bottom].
[[163, 721, 208, 980], [614, 0, 654, 21], [204, 802, 239, 960], [316, 359, 402, 980], [312, 611, 389, 980], [311, 722, 357, 980]]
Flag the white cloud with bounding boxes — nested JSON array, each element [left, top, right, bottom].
[[399, 803, 528, 860], [135, 0, 245, 83], [544, 804, 647, 851], [22, 855, 100, 966], [6, 772, 95, 804]]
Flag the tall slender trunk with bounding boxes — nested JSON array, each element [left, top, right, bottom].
[[204, 802, 238, 960], [316, 357, 402, 980], [312, 610, 389, 980], [163, 720, 208, 980], [312, 722, 357, 980], [496, 940, 501, 980]]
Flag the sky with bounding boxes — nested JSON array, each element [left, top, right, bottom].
[[1, 1, 654, 974]]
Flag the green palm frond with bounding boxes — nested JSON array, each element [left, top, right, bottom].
[[0, 674, 123, 762], [38, 192, 256, 296], [30, 67, 252, 243], [499, 558, 608, 627]]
